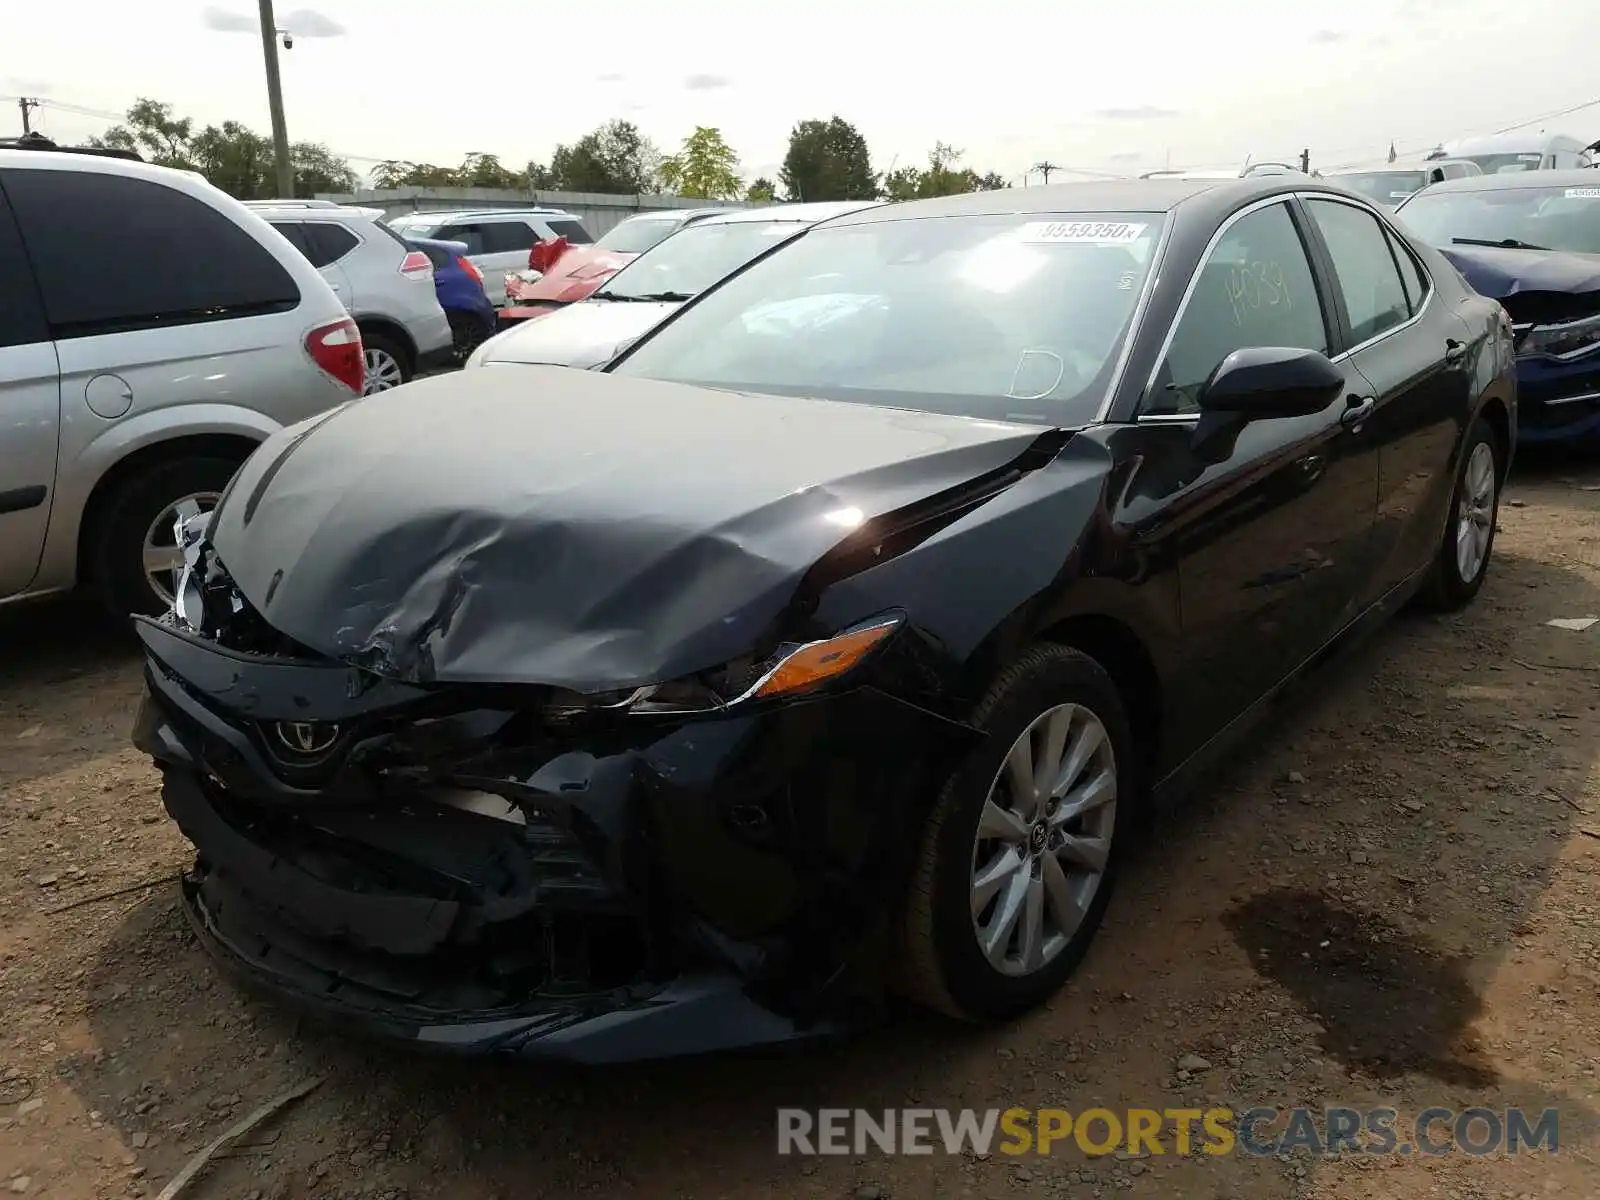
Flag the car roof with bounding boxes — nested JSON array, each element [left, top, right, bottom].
[[821, 176, 1324, 227], [0, 147, 211, 188], [698, 200, 884, 226], [1415, 168, 1600, 195], [391, 207, 576, 223]]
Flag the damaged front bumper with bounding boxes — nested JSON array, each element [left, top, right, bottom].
[[131, 616, 973, 1063]]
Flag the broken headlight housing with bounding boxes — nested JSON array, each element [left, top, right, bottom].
[[542, 613, 904, 719], [1521, 312, 1600, 361]]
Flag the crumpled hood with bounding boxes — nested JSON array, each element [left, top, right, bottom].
[[518, 248, 637, 303], [208, 369, 1055, 689], [478, 299, 680, 369], [1439, 244, 1600, 300]]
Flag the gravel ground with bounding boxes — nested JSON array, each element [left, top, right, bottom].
[[1, 457, 1598, 1200]]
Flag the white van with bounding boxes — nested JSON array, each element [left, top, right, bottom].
[[1432, 132, 1594, 174]]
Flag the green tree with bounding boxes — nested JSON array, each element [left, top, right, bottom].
[[90, 98, 357, 198], [780, 116, 876, 201], [658, 127, 742, 199], [525, 160, 556, 189], [293, 143, 361, 195], [460, 152, 522, 189], [745, 176, 777, 202], [879, 143, 1006, 201], [90, 98, 196, 169], [548, 120, 661, 194]]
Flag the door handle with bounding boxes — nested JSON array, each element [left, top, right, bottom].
[[1340, 394, 1376, 430], [1444, 338, 1467, 365]]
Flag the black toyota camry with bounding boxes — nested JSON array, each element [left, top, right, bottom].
[[133, 176, 1515, 1063]]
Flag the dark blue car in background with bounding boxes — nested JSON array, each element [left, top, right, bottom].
[[406, 236, 497, 363], [1397, 171, 1600, 447]]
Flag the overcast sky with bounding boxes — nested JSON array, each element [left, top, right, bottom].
[[6, 0, 1600, 186]]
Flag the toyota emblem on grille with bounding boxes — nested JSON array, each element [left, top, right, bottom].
[[274, 721, 341, 756]]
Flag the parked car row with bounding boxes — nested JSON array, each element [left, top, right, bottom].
[[124, 169, 1522, 1063]]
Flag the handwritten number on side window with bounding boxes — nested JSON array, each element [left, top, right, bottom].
[[1224, 259, 1291, 327]]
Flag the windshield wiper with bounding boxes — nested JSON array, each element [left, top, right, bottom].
[[590, 291, 648, 302], [626, 291, 696, 302], [1452, 236, 1552, 251]]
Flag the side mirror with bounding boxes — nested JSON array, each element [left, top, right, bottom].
[[1199, 346, 1345, 420]]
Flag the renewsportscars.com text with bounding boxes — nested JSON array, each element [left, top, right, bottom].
[[776, 1106, 1559, 1157]]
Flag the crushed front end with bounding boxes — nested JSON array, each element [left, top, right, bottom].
[[131, 538, 973, 1063]]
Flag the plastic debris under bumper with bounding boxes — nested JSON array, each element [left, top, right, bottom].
[[178, 856, 840, 1064]]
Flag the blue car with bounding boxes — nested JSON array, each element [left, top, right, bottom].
[[406, 236, 496, 363], [1397, 170, 1600, 446]]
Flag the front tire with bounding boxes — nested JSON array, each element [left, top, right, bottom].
[[88, 455, 239, 619], [898, 644, 1136, 1021], [1418, 416, 1502, 612]]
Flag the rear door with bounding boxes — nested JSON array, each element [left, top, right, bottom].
[[1299, 196, 1471, 601], [0, 181, 60, 598], [269, 220, 353, 309]]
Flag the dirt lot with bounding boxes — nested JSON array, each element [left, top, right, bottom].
[[2, 458, 1599, 1200]]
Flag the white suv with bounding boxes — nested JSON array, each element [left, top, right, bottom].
[[0, 143, 363, 619], [245, 200, 453, 393], [386, 208, 593, 306]]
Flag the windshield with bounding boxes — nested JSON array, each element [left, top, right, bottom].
[[1335, 171, 1429, 205], [1457, 152, 1546, 174], [609, 212, 1166, 425], [1398, 184, 1600, 254], [595, 216, 685, 255], [597, 220, 800, 300]]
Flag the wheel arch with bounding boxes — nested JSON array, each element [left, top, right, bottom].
[[76, 433, 260, 587], [354, 315, 418, 369]]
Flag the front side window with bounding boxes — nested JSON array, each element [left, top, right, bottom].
[[595, 216, 686, 255], [435, 224, 485, 254], [481, 222, 535, 254], [1458, 152, 1545, 174], [597, 220, 800, 300], [1396, 184, 1600, 255], [1146, 202, 1327, 416], [1305, 199, 1411, 344], [612, 212, 1166, 426], [2, 168, 299, 338]]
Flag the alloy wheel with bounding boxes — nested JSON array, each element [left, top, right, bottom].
[[363, 347, 404, 394], [969, 702, 1118, 977], [141, 493, 221, 609], [1455, 441, 1496, 583]]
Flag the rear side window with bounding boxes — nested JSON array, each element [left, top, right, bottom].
[[304, 222, 359, 266], [0, 187, 47, 348], [544, 218, 592, 244], [269, 220, 315, 260], [1385, 228, 1430, 315], [3, 168, 299, 338], [1304, 198, 1410, 344]]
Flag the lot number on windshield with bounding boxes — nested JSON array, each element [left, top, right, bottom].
[[1023, 221, 1147, 245], [1565, 188, 1600, 199]]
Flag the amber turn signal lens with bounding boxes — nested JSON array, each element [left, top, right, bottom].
[[751, 620, 899, 700]]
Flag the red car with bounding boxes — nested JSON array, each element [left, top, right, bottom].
[[500, 206, 736, 325]]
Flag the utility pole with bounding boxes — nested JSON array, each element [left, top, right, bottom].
[[18, 97, 39, 135], [1033, 160, 1061, 185], [1298, 147, 1310, 174], [257, 0, 294, 196]]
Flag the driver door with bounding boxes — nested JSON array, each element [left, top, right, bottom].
[[1131, 198, 1380, 757]]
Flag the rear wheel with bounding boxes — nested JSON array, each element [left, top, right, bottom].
[[88, 455, 239, 619], [448, 311, 489, 364], [361, 330, 411, 394], [1418, 417, 1501, 611], [898, 644, 1135, 1021]]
